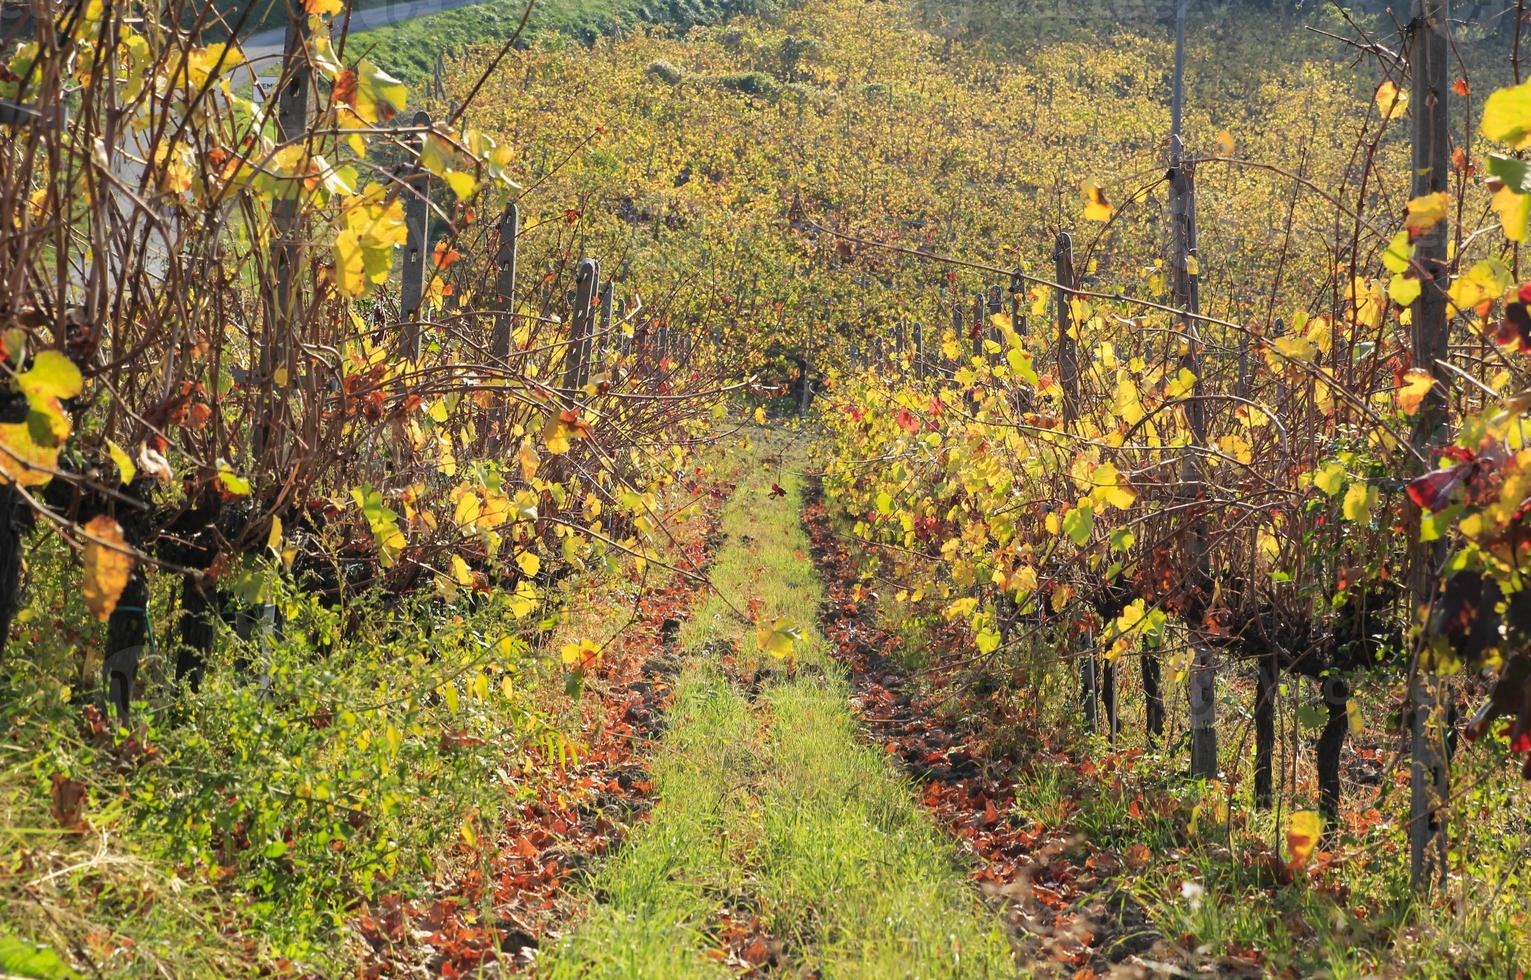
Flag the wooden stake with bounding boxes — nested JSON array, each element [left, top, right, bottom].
[[1408, 0, 1451, 893], [256, 0, 312, 461], [1169, 0, 1216, 781], [399, 111, 432, 360], [491, 201, 519, 365], [561, 259, 599, 400]]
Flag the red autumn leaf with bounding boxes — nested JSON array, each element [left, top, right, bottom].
[[1496, 285, 1531, 351], [1405, 463, 1468, 512]]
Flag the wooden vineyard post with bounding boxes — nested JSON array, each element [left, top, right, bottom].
[[1010, 269, 1025, 340], [971, 291, 985, 360], [986, 284, 1004, 359], [1009, 269, 1029, 413], [488, 202, 519, 441], [1169, 0, 1216, 780], [1054, 234, 1080, 418], [561, 259, 599, 401], [491, 202, 519, 364], [399, 111, 432, 360], [1254, 653, 1278, 807], [799, 328, 813, 414], [595, 280, 614, 376], [943, 300, 955, 376], [1408, 0, 1451, 893], [915, 319, 926, 380], [255, 0, 312, 462], [1055, 232, 1098, 729]]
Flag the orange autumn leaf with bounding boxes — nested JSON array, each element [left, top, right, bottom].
[[1375, 79, 1408, 120], [1081, 180, 1114, 222], [82, 515, 136, 622], [1286, 810, 1322, 870]]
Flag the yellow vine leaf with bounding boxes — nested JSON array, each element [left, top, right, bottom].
[[561, 638, 600, 667], [1447, 260, 1511, 318], [1388, 273, 1421, 307], [508, 580, 540, 618], [1404, 192, 1449, 235], [1342, 482, 1376, 524], [1089, 462, 1136, 510], [1482, 79, 1531, 150], [106, 440, 136, 486], [20, 351, 83, 426], [82, 515, 135, 622], [0, 352, 83, 488], [340, 60, 408, 125], [518, 443, 540, 480], [217, 466, 252, 496], [1314, 462, 1345, 497], [1216, 433, 1253, 465], [756, 617, 802, 659], [1492, 185, 1531, 243], [451, 554, 474, 586], [0, 424, 60, 487]]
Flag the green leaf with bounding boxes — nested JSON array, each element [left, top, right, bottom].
[[1487, 154, 1531, 193], [0, 933, 78, 979], [1296, 703, 1328, 734], [1062, 502, 1094, 546]]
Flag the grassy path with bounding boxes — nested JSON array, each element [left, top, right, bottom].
[[543, 432, 1015, 977]]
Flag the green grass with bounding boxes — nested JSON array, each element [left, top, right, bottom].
[[545, 427, 1016, 976], [545, 664, 754, 978], [353, 0, 774, 84], [755, 677, 1014, 976]]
